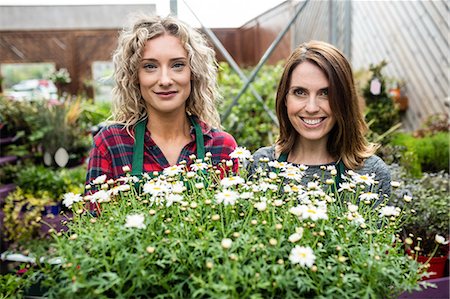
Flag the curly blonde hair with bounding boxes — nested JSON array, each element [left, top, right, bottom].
[[275, 40, 378, 169], [111, 14, 221, 130]]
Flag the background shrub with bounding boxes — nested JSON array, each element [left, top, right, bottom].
[[218, 62, 281, 153], [391, 131, 449, 176]]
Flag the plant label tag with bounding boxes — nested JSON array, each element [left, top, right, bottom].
[[370, 78, 381, 95], [55, 147, 69, 167], [43, 151, 53, 166]]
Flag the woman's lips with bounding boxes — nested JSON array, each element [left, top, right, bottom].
[[301, 117, 326, 126], [154, 91, 177, 98]]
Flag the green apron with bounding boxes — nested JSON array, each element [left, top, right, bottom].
[[131, 115, 205, 177], [278, 152, 345, 188]]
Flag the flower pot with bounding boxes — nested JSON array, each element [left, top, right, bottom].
[[43, 204, 61, 216], [417, 255, 448, 280]]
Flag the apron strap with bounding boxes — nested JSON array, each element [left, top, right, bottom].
[[190, 115, 205, 160], [131, 118, 147, 177], [131, 116, 205, 177], [335, 159, 345, 186], [278, 152, 288, 162]]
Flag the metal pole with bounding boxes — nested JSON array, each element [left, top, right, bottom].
[[182, 0, 279, 125], [329, 0, 337, 45], [221, 0, 310, 122], [344, 0, 352, 59], [170, 0, 178, 16]]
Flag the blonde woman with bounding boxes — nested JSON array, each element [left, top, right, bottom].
[[252, 40, 391, 197], [86, 14, 237, 188]]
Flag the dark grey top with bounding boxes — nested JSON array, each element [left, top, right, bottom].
[[250, 145, 392, 197]]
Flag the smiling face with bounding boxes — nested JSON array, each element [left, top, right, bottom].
[[286, 61, 336, 146], [138, 34, 191, 117]]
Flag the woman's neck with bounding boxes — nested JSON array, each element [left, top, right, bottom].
[[287, 140, 336, 165], [146, 112, 191, 140]]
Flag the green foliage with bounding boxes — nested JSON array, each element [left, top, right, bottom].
[[362, 61, 401, 137], [32, 155, 424, 298], [15, 165, 65, 198], [218, 62, 281, 152], [0, 271, 31, 299], [3, 187, 55, 242], [391, 166, 450, 256], [2, 165, 86, 243], [13, 164, 86, 200], [0, 95, 110, 164], [391, 132, 449, 176]]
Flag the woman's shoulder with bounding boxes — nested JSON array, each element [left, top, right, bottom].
[[93, 123, 131, 144], [208, 128, 237, 147], [252, 145, 276, 161], [359, 155, 391, 178], [362, 155, 388, 169], [94, 123, 125, 136]]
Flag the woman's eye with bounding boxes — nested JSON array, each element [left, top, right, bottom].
[[143, 63, 156, 70], [319, 89, 329, 96], [173, 62, 185, 69], [293, 88, 306, 96]]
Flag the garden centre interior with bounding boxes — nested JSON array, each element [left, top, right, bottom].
[[0, 1, 448, 298]]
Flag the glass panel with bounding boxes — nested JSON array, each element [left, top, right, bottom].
[[92, 61, 114, 102], [1, 62, 57, 101]]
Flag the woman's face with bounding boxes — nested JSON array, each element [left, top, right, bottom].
[[138, 34, 191, 117], [286, 61, 336, 145]]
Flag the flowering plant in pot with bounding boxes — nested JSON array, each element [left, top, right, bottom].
[[33, 148, 430, 298], [393, 168, 450, 279]]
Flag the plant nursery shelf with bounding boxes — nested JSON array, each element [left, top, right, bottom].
[[398, 276, 449, 298], [0, 155, 18, 166], [0, 183, 16, 201]]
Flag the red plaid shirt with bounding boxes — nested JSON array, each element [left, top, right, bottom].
[[85, 117, 238, 189]]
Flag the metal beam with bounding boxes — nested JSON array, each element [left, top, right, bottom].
[[182, 0, 279, 126], [170, 0, 178, 16], [221, 0, 310, 122]]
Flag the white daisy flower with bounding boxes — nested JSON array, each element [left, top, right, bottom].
[[62, 192, 82, 208], [91, 190, 110, 203], [255, 201, 267, 211], [190, 162, 208, 172], [165, 194, 183, 207], [240, 192, 254, 200], [379, 206, 400, 217], [435, 234, 449, 245], [352, 173, 376, 186], [92, 174, 107, 185], [390, 181, 401, 188], [338, 182, 354, 193], [229, 147, 252, 160], [288, 231, 303, 243], [302, 204, 328, 221], [221, 238, 233, 249], [124, 214, 146, 229], [289, 246, 316, 267], [142, 181, 168, 197], [268, 161, 288, 169], [216, 190, 239, 206], [359, 192, 379, 202], [221, 176, 245, 188], [163, 165, 184, 177]]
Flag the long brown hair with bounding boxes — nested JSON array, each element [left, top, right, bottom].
[[275, 40, 378, 169]]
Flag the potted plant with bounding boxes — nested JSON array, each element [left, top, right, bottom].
[[47, 67, 71, 98], [2, 164, 85, 245], [393, 168, 450, 280], [21, 149, 428, 298]]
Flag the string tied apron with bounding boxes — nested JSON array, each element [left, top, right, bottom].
[[131, 115, 205, 179]]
